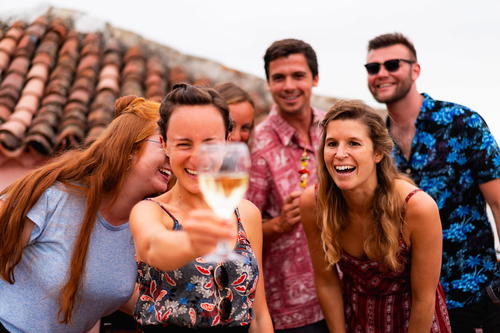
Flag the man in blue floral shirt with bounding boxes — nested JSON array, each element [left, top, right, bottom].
[[365, 32, 500, 332]]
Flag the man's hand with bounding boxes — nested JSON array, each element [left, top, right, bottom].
[[263, 191, 302, 240]]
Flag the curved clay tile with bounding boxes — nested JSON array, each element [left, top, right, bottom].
[[88, 108, 113, 127], [15, 95, 39, 114], [43, 31, 61, 44], [50, 20, 68, 40], [0, 86, 21, 103], [25, 23, 48, 39], [73, 76, 94, 92], [59, 38, 80, 58], [68, 88, 91, 105], [56, 124, 85, 151], [81, 42, 100, 57], [78, 67, 98, 81], [64, 101, 87, 115], [1, 72, 25, 92], [123, 59, 146, 79], [96, 77, 119, 95], [32, 52, 54, 68], [91, 90, 115, 110], [27, 63, 49, 81], [168, 66, 189, 85], [41, 93, 67, 107], [7, 56, 30, 76], [5, 26, 24, 41], [76, 54, 99, 73], [121, 80, 143, 97], [146, 85, 164, 98], [37, 39, 59, 58], [15, 34, 38, 58], [147, 56, 166, 75], [22, 78, 45, 98], [0, 118, 26, 137], [0, 105, 11, 122], [0, 51, 10, 71], [25, 132, 52, 155], [0, 97, 16, 111], [0, 38, 16, 54], [123, 46, 144, 63], [192, 77, 211, 87], [145, 73, 164, 87], [99, 64, 119, 80], [102, 52, 121, 67], [9, 109, 33, 127], [46, 79, 69, 96], [0, 131, 22, 152]]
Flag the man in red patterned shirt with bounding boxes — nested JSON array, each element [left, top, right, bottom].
[[246, 39, 327, 332]]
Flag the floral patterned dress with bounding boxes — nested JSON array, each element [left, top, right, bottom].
[[134, 202, 259, 330]]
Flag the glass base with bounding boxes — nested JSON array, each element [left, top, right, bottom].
[[203, 241, 243, 263]]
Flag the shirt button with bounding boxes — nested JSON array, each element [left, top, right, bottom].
[[405, 168, 411, 174]]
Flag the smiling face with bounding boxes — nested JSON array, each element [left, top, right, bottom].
[[323, 119, 382, 193], [228, 101, 254, 144], [267, 53, 318, 117], [129, 135, 171, 196], [165, 105, 226, 194], [366, 44, 419, 104]]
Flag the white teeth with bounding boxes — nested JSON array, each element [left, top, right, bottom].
[[335, 165, 355, 171], [159, 168, 171, 176], [185, 168, 198, 176], [379, 83, 392, 88]]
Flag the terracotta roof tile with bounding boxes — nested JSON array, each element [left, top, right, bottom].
[[0, 11, 274, 162]]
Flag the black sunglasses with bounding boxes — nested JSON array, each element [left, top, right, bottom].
[[364, 59, 415, 75], [213, 264, 232, 322]]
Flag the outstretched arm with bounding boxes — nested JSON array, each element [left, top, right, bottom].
[[129, 200, 234, 271], [300, 186, 346, 332]]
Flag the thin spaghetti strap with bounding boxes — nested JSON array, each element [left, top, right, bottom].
[[405, 189, 422, 204], [145, 198, 181, 230]]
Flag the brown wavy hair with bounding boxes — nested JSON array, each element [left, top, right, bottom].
[[0, 96, 160, 323], [317, 100, 410, 271]]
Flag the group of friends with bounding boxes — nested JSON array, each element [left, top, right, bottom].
[[0, 32, 499, 333]]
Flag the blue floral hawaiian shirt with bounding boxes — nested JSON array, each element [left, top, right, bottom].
[[390, 93, 500, 309]]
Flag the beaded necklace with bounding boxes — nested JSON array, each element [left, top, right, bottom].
[[299, 147, 311, 189]]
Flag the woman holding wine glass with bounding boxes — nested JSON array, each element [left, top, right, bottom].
[[129, 83, 273, 332]]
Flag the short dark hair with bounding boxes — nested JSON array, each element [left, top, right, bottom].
[[263, 38, 318, 80], [367, 33, 417, 60], [159, 83, 232, 139]]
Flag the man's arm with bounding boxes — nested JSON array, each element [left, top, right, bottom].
[[479, 179, 500, 240]]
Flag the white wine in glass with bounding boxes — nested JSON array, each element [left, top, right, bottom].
[[197, 142, 251, 262]]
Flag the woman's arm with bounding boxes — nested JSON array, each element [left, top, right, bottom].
[[238, 199, 274, 333], [300, 186, 346, 332], [405, 190, 443, 333], [129, 200, 234, 271]]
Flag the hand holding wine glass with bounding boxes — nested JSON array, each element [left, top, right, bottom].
[[197, 142, 251, 262]]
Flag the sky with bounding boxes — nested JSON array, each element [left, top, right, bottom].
[[3, 0, 500, 139]]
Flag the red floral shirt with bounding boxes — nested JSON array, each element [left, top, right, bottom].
[[246, 106, 325, 329]]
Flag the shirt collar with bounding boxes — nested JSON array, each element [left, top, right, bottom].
[[268, 105, 324, 148], [386, 92, 434, 129]]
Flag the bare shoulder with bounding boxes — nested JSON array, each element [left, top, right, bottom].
[[300, 185, 317, 210], [238, 199, 262, 242], [300, 185, 319, 230], [395, 179, 440, 231], [129, 198, 175, 231], [238, 199, 262, 226]]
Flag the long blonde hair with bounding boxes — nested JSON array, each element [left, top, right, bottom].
[[317, 100, 409, 271], [0, 96, 160, 323]]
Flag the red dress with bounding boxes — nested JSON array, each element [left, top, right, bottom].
[[337, 190, 452, 332]]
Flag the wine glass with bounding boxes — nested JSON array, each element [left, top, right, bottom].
[[197, 142, 251, 262]]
